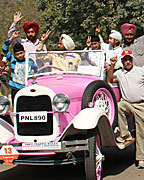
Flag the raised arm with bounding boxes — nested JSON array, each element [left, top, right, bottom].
[[8, 12, 23, 39], [107, 57, 118, 83], [86, 36, 91, 50], [9, 31, 20, 41], [36, 29, 51, 51], [2, 31, 20, 62], [95, 25, 104, 43]]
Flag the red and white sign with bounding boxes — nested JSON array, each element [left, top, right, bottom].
[[0, 145, 19, 163]]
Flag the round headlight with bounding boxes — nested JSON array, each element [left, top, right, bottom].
[[52, 93, 70, 112], [0, 95, 10, 114]]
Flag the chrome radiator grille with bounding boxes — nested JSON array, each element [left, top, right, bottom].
[[16, 95, 53, 136]]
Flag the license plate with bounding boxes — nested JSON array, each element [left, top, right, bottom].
[[19, 111, 47, 123], [22, 142, 61, 150]]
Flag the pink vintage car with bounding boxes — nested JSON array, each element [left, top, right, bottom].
[[0, 50, 135, 180]]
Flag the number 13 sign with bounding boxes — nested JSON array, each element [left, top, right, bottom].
[[0, 145, 19, 163]]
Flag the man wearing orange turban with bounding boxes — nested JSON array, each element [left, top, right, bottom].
[[7, 12, 50, 63], [121, 23, 144, 67]]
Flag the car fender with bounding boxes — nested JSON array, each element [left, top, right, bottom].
[[0, 118, 14, 143], [72, 107, 116, 147], [73, 107, 107, 130]]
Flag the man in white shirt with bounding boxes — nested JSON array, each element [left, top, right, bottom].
[[107, 50, 144, 168]]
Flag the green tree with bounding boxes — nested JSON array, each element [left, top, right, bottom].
[[36, 0, 144, 49], [0, 0, 143, 52]]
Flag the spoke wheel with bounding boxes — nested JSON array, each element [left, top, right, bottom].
[[82, 80, 118, 129], [84, 128, 103, 180]]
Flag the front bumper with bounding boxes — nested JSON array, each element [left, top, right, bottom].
[[0, 139, 88, 165]]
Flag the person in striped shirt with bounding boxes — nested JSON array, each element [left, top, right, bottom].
[[2, 31, 37, 104]]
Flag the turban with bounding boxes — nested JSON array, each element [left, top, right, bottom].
[[121, 23, 136, 36], [60, 34, 75, 50], [23, 22, 39, 35], [13, 43, 24, 53], [109, 30, 122, 42]]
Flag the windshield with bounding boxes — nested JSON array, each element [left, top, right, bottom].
[[25, 50, 105, 82]]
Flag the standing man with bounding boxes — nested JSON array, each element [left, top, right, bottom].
[[107, 50, 144, 168], [121, 23, 144, 66], [8, 11, 50, 63]]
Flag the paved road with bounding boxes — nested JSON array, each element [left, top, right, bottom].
[[103, 144, 144, 180], [0, 144, 144, 179]]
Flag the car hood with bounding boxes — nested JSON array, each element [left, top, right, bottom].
[[28, 74, 100, 100]]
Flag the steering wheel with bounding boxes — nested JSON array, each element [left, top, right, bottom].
[[38, 63, 63, 73]]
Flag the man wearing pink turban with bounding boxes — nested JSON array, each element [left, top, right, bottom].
[[121, 23, 144, 66], [121, 23, 136, 46]]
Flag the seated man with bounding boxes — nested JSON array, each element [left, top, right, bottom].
[[107, 50, 144, 168], [37, 33, 82, 72]]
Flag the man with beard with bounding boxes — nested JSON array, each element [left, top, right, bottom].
[[36, 33, 82, 72], [121, 23, 144, 66], [8, 11, 50, 63]]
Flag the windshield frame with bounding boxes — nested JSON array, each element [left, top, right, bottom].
[[25, 50, 105, 86]]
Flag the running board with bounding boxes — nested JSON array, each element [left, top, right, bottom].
[[116, 138, 135, 149]]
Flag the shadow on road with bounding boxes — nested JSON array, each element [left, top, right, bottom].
[[0, 163, 85, 180], [102, 143, 136, 178]]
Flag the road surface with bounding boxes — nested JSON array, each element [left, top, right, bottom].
[[0, 144, 144, 179]]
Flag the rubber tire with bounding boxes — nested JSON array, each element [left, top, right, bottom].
[[81, 80, 118, 130], [84, 128, 103, 180]]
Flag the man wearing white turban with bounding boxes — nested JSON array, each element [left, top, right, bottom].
[[36, 32, 82, 72], [59, 34, 75, 50]]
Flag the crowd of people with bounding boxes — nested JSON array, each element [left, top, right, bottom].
[[0, 11, 144, 168]]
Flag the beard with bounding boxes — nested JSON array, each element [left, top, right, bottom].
[[124, 38, 134, 46], [27, 35, 37, 42]]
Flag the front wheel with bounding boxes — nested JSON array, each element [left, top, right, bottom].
[[82, 80, 118, 129], [84, 128, 103, 180]]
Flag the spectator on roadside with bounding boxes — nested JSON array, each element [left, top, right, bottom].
[[0, 54, 9, 96], [36, 32, 82, 72], [2, 31, 37, 104], [121, 23, 144, 66], [7, 11, 50, 65], [0, 54, 9, 85], [107, 50, 144, 169]]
